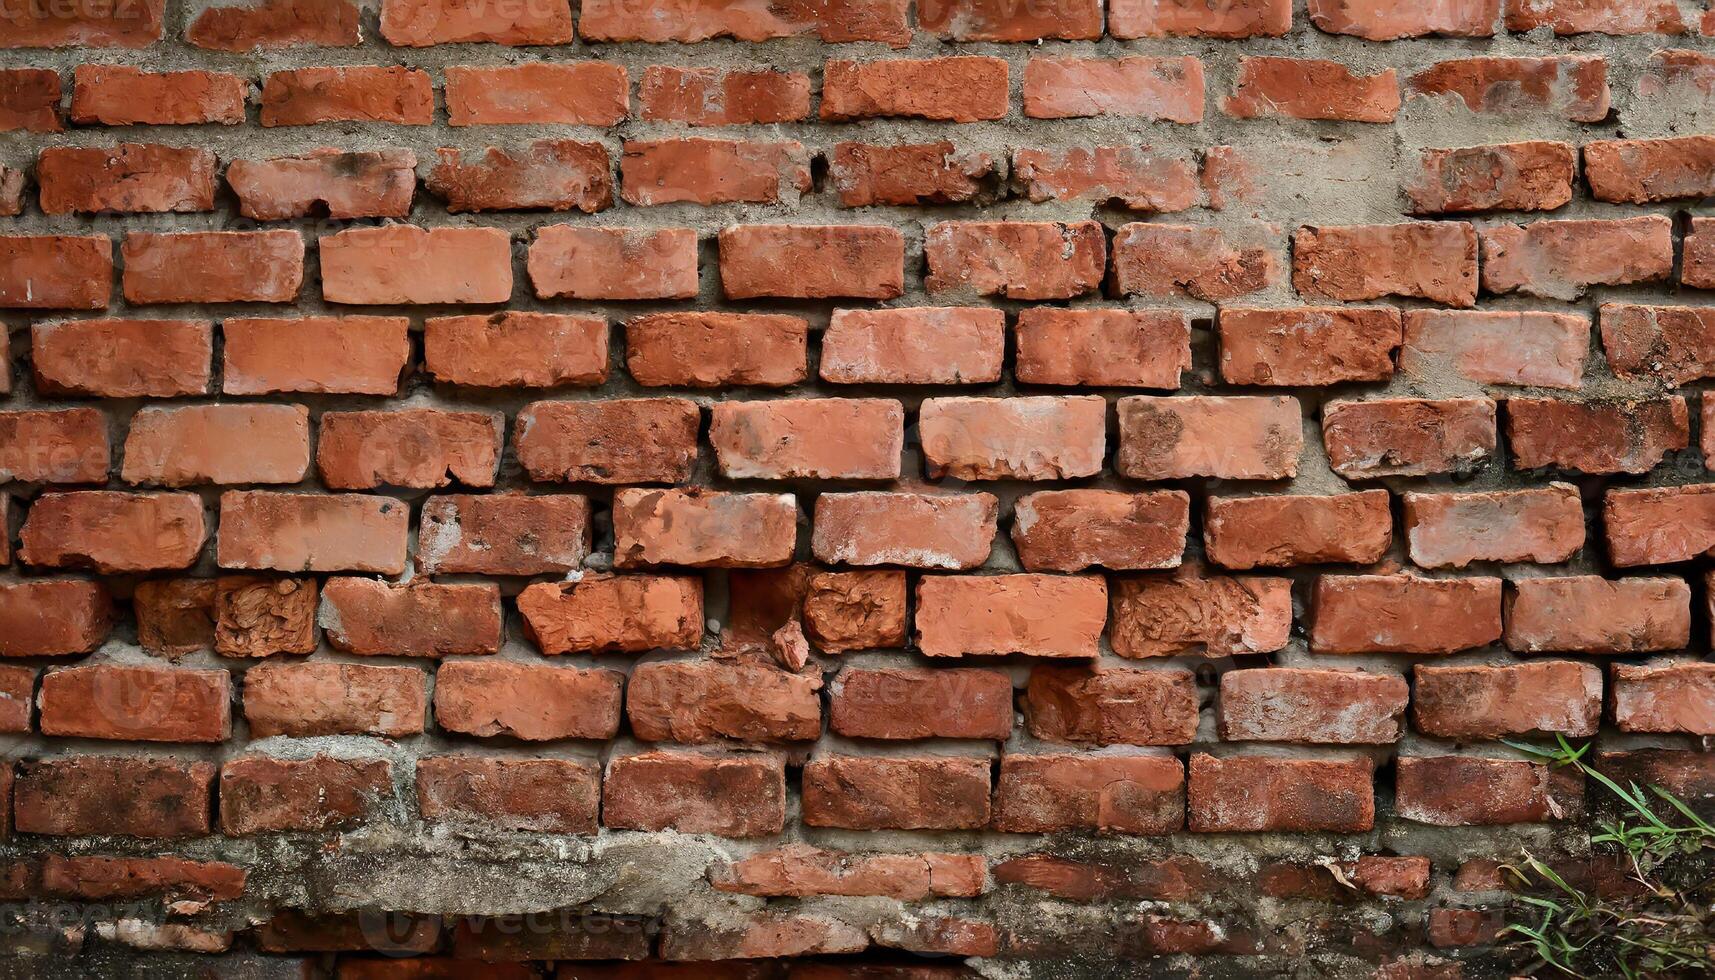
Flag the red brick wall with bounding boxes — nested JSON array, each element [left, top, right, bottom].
[[1, 0, 1713, 975]]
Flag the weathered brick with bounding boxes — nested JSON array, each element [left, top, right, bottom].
[[1396, 756, 1579, 826], [1205, 491, 1392, 569], [925, 220, 1104, 300], [916, 574, 1106, 658], [417, 494, 590, 576], [32, 319, 212, 398], [444, 63, 628, 126], [515, 398, 699, 484], [39, 854, 245, 903], [217, 491, 408, 575], [1601, 304, 1715, 385], [920, 395, 1106, 481], [1400, 310, 1588, 389], [122, 405, 309, 487], [243, 661, 425, 738], [1322, 398, 1496, 478], [1219, 307, 1400, 386], [721, 225, 903, 300], [625, 312, 805, 388], [379, 0, 573, 44], [1110, 571, 1293, 658], [1188, 754, 1374, 833], [995, 753, 1185, 834], [1605, 484, 1715, 566], [812, 491, 997, 570], [1507, 396, 1688, 474], [1686, 218, 1715, 289], [517, 574, 702, 654], [830, 667, 1013, 740], [0, 408, 109, 484], [622, 138, 809, 206], [1111, 223, 1280, 301], [990, 853, 1212, 901], [427, 141, 611, 213], [638, 66, 810, 126], [613, 489, 796, 569], [20, 491, 205, 573], [320, 579, 501, 658], [803, 571, 907, 653], [821, 57, 1007, 122], [425, 312, 607, 388], [0, 235, 112, 310], [802, 754, 991, 830], [1504, 575, 1690, 654], [1406, 141, 1575, 213], [1110, 0, 1290, 37], [1118, 395, 1303, 481], [1481, 216, 1674, 300], [39, 664, 230, 743], [1219, 669, 1408, 744], [1403, 484, 1586, 568], [320, 225, 511, 305], [1, 0, 164, 47], [1294, 223, 1478, 306], [70, 66, 245, 125], [317, 409, 502, 490], [1405, 55, 1609, 121], [220, 755, 393, 834], [1225, 57, 1399, 122], [1012, 145, 1195, 211], [222, 316, 409, 396], [1312, 575, 1502, 654], [218, 577, 320, 655], [1612, 662, 1715, 735], [629, 660, 821, 743], [434, 660, 622, 740], [38, 144, 216, 214], [122, 231, 303, 305], [261, 67, 432, 125], [229, 149, 416, 221], [834, 142, 996, 207], [187, 0, 361, 51], [0, 69, 62, 132], [0, 580, 111, 657], [530, 226, 697, 300], [1413, 662, 1602, 739], [1026, 665, 1198, 746], [821, 307, 1003, 384], [1024, 56, 1204, 122], [0, 665, 32, 732], [580, 0, 908, 42], [603, 751, 785, 837], [15, 757, 212, 838], [710, 399, 902, 480], [1309, 0, 1499, 38], [919, 0, 1098, 39], [1504, 0, 1685, 35], [711, 845, 984, 900], [1013, 490, 1189, 573], [417, 756, 599, 834], [1014, 308, 1189, 389]]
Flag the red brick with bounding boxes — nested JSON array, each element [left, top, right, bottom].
[[257, 910, 439, 954], [0, 69, 61, 132], [39, 664, 230, 743], [427, 141, 610, 213], [1322, 397, 1496, 478], [1110, 0, 1290, 37], [821, 57, 1007, 122], [1219, 307, 1400, 386], [603, 751, 785, 837], [1505, 0, 1684, 34], [821, 307, 1001, 384], [1414, 662, 1601, 739], [417, 756, 599, 835], [530, 226, 697, 300], [21, 491, 205, 573], [426, 312, 607, 388], [1612, 662, 1715, 734], [1218, 669, 1408, 744], [318, 408, 502, 490], [991, 853, 1212, 901], [0, 580, 112, 657], [1013, 489, 1189, 573], [1605, 484, 1715, 566], [0, 235, 112, 310], [1309, 0, 1498, 37], [444, 63, 628, 126], [516, 398, 699, 484], [1402, 485, 1585, 568], [32, 319, 210, 398], [1024, 56, 1204, 122], [321, 225, 511, 305], [417, 493, 590, 576], [518, 574, 702, 654], [622, 138, 809, 206], [217, 578, 321, 657], [829, 666, 1012, 740], [916, 574, 1106, 658], [1400, 309, 1588, 389], [1600, 304, 1715, 384], [1507, 396, 1687, 474], [1026, 665, 1198, 746], [243, 661, 425, 738], [187, 0, 361, 50], [229, 149, 415, 221], [804, 571, 907, 653], [0, 665, 31, 732], [920, 395, 1106, 481], [658, 913, 868, 961], [995, 753, 1185, 834], [261, 67, 431, 125], [919, 0, 1098, 38], [1, 0, 164, 47], [122, 231, 303, 305], [711, 399, 901, 480], [925, 221, 1105, 300], [1293, 222, 1477, 306], [1405, 55, 1609, 121], [1188, 754, 1374, 833], [629, 660, 821, 743], [15, 757, 211, 838], [1481, 215, 1673, 300], [1225, 57, 1399, 122], [712, 845, 984, 900], [0, 408, 108, 484], [0, 167, 21, 216], [38, 144, 215, 214], [1205, 491, 1392, 569], [803, 754, 990, 830], [1504, 575, 1689, 654], [380, 0, 572, 44], [122, 405, 310, 487], [1104, 566, 1289, 659], [39, 854, 244, 903], [613, 489, 796, 569], [1261, 857, 1431, 900], [220, 755, 393, 834], [720, 225, 902, 300], [1118, 395, 1303, 481], [580, 0, 908, 42], [1111, 223, 1279, 301], [1406, 141, 1575, 213], [1686, 218, 1715, 289], [621, 312, 802, 389], [812, 491, 996, 569], [132, 579, 217, 657], [1395, 756, 1579, 826], [1011, 145, 1195, 211], [434, 660, 622, 741], [1312, 575, 1502, 654], [70, 66, 244, 125], [223, 316, 409, 395], [217, 491, 409, 575], [321, 579, 502, 657], [832, 142, 996, 207], [1585, 135, 1715, 202], [1012, 309, 1184, 390], [638, 66, 810, 126]]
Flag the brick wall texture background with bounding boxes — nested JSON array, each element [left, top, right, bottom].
[[2, 0, 1715, 976]]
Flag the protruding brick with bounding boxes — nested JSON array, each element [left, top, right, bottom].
[[1024, 56, 1204, 122], [244, 661, 425, 738], [1414, 662, 1601, 739], [223, 316, 409, 396], [434, 660, 622, 741], [916, 574, 1106, 658], [1109, 0, 1290, 38], [1015, 308, 1189, 389], [1205, 491, 1391, 570], [37, 144, 217, 214], [426, 313, 607, 389], [1188, 754, 1374, 833], [530, 226, 697, 301], [1400, 310, 1588, 389], [803, 571, 907, 653], [833, 142, 997, 207], [428, 141, 611, 213], [32, 319, 211, 398], [39, 664, 230, 743], [1026, 665, 1198, 746], [711, 399, 902, 480], [445, 64, 628, 126], [20, 491, 205, 573], [1403, 485, 1586, 568], [317, 409, 501, 490], [830, 667, 1013, 740], [1312, 575, 1502, 654], [1219, 307, 1400, 386], [217, 491, 408, 575], [1405, 55, 1609, 121], [320, 579, 501, 658], [1111, 223, 1279, 301], [1605, 484, 1715, 567], [921, 396, 1106, 481], [379, 0, 573, 44], [1505, 576, 1690, 654], [70, 66, 245, 125], [1308, 0, 1498, 38], [1013, 490, 1189, 573], [1612, 662, 1715, 734], [1118, 395, 1302, 481], [613, 489, 795, 569], [15, 757, 212, 838], [220, 755, 393, 834], [1294, 222, 1478, 306], [638, 66, 810, 126], [821, 57, 1008, 123], [720, 225, 903, 300], [629, 660, 822, 743], [813, 492, 996, 570], [518, 574, 702, 654], [604, 751, 785, 837], [417, 494, 590, 576], [802, 754, 990, 830], [821, 307, 1003, 385], [188, 0, 361, 51], [1481, 216, 1673, 300], [515, 398, 699, 484], [1225, 57, 1399, 122], [0, 408, 109, 484], [1507, 396, 1688, 474], [229, 150, 416, 221], [1322, 398, 1496, 478], [1219, 669, 1408, 744], [995, 753, 1185, 834], [417, 756, 599, 834], [626, 312, 805, 388], [622, 138, 809, 206], [1396, 756, 1579, 826], [1110, 571, 1293, 658], [0, 235, 112, 310], [122, 231, 303, 305], [261, 67, 432, 126]]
